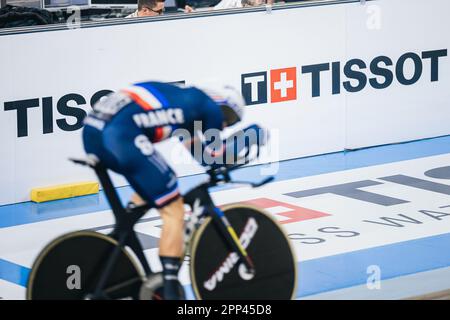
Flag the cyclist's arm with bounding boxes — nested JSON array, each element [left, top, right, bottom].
[[180, 98, 227, 166], [181, 123, 267, 167], [181, 100, 267, 167]]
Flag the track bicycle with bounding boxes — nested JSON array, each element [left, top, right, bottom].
[[26, 152, 297, 300]]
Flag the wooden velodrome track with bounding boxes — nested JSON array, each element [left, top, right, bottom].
[[407, 289, 450, 300]]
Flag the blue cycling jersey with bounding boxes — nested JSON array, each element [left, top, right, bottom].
[[82, 81, 226, 209], [84, 81, 224, 144]]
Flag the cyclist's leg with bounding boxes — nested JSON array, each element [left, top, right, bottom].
[[157, 198, 185, 300], [158, 197, 185, 257], [103, 127, 184, 299]]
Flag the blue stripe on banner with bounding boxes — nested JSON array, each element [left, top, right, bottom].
[[226, 134, 450, 189], [0, 187, 132, 228], [0, 259, 30, 287], [297, 232, 450, 297], [1, 135, 450, 228], [4, 231, 450, 298]]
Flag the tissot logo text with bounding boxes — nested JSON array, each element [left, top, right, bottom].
[[241, 71, 267, 105], [241, 49, 447, 105]]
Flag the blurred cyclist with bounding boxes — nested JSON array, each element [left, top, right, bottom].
[[82, 81, 266, 299]]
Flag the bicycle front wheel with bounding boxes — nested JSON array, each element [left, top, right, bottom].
[[190, 204, 297, 300], [27, 231, 144, 300]]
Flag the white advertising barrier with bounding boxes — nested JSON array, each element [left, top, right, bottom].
[[344, 0, 450, 149], [0, 0, 449, 205]]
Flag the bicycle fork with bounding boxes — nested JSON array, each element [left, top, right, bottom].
[[209, 206, 255, 274]]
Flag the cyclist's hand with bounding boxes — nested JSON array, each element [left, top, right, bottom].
[[234, 124, 268, 163], [242, 124, 269, 148]]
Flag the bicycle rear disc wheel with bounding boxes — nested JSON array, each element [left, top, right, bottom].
[[190, 204, 297, 300], [27, 231, 144, 300]]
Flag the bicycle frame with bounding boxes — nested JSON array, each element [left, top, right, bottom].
[[77, 161, 152, 299], [183, 182, 255, 273], [70, 156, 272, 299], [182, 164, 273, 273]]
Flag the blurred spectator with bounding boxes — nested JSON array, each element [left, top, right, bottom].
[[126, 0, 165, 17], [184, 4, 194, 12], [213, 0, 241, 9], [188, 0, 268, 11], [220, 0, 279, 9]]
